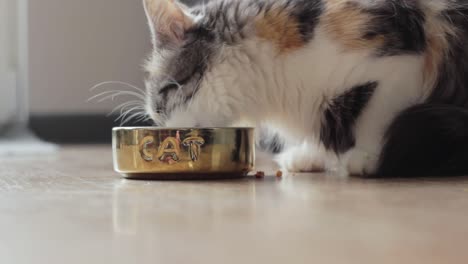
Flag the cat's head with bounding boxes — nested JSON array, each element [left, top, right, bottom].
[[142, 0, 317, 127], [143, 0, 243, 127]]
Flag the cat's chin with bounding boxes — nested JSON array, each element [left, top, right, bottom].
[[163, 119, 228, 129], [162, 113, 199, 128], [164, 114, 245, 129]]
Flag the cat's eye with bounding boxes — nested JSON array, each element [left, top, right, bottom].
[[159, 83, 179, 95]]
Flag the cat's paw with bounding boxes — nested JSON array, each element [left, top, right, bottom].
[[275, 144, 325, 173], [344, 148, 378, 177]]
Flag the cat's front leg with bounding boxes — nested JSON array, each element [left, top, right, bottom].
[[275, 142, 328, 173], [340, 97, 389, 177], [343, 147, 380, 176], [342, 90, 421, 177]]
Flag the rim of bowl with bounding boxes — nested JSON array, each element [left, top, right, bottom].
[[112, 127, 255, 131]]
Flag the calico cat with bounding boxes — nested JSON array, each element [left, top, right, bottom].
[[141, 0, 468, 177]]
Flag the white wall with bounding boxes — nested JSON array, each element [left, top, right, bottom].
[[29, 0, 150, 114], [0, 0, 18, 127], [0, 0, 17, 71]]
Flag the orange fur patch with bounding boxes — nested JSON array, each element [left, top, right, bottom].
[[322, 1, 384, 51], [255, 8, 305, 53], [422, 11, 454, 87]]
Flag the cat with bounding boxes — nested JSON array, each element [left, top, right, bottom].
[[141, 0, 468, 177]]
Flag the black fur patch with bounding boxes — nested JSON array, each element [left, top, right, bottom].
[[199, 0, 323, 45], [200, 0, 250, 44], [320, 82, 378, 154], [288, 0, 323, 42], [428, 6, 468, 107], [364, 0, 426, 56], [377, 104, 468, 177]]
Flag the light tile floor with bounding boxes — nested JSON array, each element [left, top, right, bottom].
[[1, 146, 467, 264]]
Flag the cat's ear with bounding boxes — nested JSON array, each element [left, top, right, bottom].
[[143, 0, 194, 47]]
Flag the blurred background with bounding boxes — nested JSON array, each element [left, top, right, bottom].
[[28, 0, 151, 143], [0, 0, 200, 145]]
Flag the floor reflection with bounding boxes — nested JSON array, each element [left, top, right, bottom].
[[112, 178, 259, 235]]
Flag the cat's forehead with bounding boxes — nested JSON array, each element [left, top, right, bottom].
[[145, 27, 217, 80], [144, 0, 321, 78]]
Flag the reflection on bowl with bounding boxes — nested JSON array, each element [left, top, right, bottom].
[[112, 127, 255, 180]]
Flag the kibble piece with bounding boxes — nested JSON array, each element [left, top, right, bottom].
[[255, 171, 265, 178], [276, 170, 283, 178]]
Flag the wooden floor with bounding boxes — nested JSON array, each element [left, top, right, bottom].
[[1, 146, 468, 264]]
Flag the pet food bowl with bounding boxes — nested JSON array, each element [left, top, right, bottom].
[[112, 127, 255, 180]]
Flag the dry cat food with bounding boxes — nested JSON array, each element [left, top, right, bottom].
[[255, 171, 265, 178], [254, 170, 283, 178]]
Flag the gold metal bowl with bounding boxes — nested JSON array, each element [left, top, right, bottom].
[[112, 127, 255, 180]]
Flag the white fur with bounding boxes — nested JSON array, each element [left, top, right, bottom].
[[156, 16, 428, 176]]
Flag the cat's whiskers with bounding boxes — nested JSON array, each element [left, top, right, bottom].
[[88, 81, 151, 125], [107, 100, 144, 117], [90, 81, 147, 96], [117, 105, 146, 124], [88, 90, 146, 103], [150, 109, 167, 126], [120, 108, 149, 126]]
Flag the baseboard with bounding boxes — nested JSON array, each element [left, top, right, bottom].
[[29, 114, 151, 144]]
